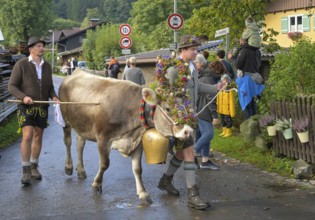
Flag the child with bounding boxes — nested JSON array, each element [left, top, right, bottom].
[[217, 74, 236, 137], [242, 16, 261, 50]]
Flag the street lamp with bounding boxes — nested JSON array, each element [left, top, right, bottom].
[[49, 30, 54, 72]]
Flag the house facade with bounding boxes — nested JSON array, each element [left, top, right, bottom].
[[265, 0, 315, 47]]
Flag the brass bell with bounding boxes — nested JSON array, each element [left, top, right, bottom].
[[142, 128, 169, 164]]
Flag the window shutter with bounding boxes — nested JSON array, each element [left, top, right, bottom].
[[303, 15, 310, 32], [313, 15, 315, 31], [281, 17, 288, 33]]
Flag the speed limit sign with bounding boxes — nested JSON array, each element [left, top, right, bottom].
[[120, 24, 132, 36]]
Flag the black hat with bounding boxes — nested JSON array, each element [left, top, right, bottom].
[[26, 37, 46, 50], [178, 35, 200, 49]]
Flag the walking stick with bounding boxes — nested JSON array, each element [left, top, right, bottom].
[[7, 100, 100, 105]]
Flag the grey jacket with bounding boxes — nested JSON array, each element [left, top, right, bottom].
[[122, 67, 146, 85]]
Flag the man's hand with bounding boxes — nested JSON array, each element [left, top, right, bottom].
[[22, 96, 33, 105], [52, 97, 60, 104]]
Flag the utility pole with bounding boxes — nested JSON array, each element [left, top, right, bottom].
[[174, 0, 177, 47]]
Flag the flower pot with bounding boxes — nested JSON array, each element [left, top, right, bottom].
[[282, 128, 293, 139], [267, 125, 277, 136], [296, 131, 309, 143]]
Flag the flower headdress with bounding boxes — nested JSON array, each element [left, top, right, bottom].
[[151, 56, 197, 128]]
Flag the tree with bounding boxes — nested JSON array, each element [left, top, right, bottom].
[[81, 8, 102, 29], [0, 0, 54, 44], [52, 18, 80, 31], [103, 0, 135, 24], [186, 0, 269, 49]]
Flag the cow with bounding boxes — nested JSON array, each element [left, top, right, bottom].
[[58, 69, 193, 204]]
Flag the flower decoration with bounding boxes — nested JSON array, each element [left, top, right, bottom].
[[287, 32, 303, 41], [292, 117, 309, 133], [275, 117, 292, 131], [151, 56, 197, 129], [259, 114, 276, 127]]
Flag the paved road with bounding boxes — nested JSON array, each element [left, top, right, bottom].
[[0, 75, 315, 220]]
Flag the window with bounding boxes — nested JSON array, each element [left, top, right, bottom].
[[289, 15, 303, 32]]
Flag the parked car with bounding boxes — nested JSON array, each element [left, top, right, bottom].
[[78, 61, 87, 69]]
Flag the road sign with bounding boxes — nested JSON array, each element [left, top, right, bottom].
[[215, 27, 230, 38], [121, 49, 131, 55], [120, 36, 132, 49], [120, 24, 132, 36], [168, 13, 184, 30], [169, 43, 177, 51]]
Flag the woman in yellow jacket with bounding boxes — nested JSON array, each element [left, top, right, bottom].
[[217, 74, 236, 137]]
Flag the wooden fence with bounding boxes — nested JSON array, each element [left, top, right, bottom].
[[0, 65, 16, 123], [270, 96, 315, 163]]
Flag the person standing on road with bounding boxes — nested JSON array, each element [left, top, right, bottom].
[[122, 57, 145, 85], [8, 37, 60, 185], [194, 56, 223, 170], [157, 35, 225, 210]]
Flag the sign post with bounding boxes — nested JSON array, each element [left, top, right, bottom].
[[119, 24, 132, 54], [215, 27, 230, 59]]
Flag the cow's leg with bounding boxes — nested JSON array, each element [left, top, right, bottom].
[[63, 124, 73, 176], [76, 134, 87, 179], [131, 146, 152, 204], [92, 141, 110, 194]]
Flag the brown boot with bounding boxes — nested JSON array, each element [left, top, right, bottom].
[[187, 185, 210, 210], [21, 166, 31, 185], [31, 163, 42, 180], [158, 174, 180, 196]]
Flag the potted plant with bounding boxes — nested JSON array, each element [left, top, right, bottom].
[[275, 117, 293, 139], [293, 117, 310, 143], [259, 114, 276, 136]]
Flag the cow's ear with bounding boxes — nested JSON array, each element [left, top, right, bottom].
[[142, 88, 158, 105]]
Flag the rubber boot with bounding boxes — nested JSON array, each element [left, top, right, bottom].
[[21, 166, 31, 185], [223, 128, 232, 137], [187, 185, 210, 210], [158, 174, 180, 196], [219, 127, 226, 136], [31, 163, 42, 180]]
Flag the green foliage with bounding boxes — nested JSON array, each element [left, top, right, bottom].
[[212, 128, 293, 177], [0, 114, 21, 149], [103, 0, 135, 24], [267, 38, 315, 100], [0, 0, 54, 44], [81, 8, 102, 29], [52, 18, 80, 30], [186, 0, 269, 50]]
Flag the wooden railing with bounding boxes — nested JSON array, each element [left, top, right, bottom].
[[270, 96, 315, 163], [0, 64, 17, 123]]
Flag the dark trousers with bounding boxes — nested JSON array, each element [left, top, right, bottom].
[[220, 114, 232, 128], [243, 98, 257, 120]]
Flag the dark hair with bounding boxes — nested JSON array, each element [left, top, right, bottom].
[[216, 50, 225, 59], [202, 51, 209, 59], [209, 60, 225, 75]]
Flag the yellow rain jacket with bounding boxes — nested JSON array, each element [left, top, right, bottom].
[[217, 90, 236, 117]]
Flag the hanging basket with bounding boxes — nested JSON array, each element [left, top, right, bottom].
[[267, 125, 277, 136], [142, 128, 169, 164], [282, 128, 293, 139], [296, 131, 309, 143]]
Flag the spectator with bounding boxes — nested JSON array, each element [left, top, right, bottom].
[[216, 50, 235, 80], [242, 16, 261, 50], [194, 55, 221, 170], [108, 56, 120, 79], [122, 57, 145, 85]]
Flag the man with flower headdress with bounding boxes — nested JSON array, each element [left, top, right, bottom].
[[155, 35, 225, 210]]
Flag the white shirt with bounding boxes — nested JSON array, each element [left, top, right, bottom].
[[29, 55, 44, 80]]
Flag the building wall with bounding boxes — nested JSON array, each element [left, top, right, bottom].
[[264, 8, 315, 47]]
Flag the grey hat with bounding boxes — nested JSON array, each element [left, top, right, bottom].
[[178, 35, 200, 49], [26, 37, 46, 49]]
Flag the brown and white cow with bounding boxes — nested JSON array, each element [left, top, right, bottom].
[[58, 69, 193, 203]]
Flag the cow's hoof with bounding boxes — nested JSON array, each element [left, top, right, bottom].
[[77, 171, 87, 179], [65, 167, 73, 176], [139, 193, 153, 204], [92, 185, 102, 195]]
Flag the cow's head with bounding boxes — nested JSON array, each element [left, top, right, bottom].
[[142, 88, 193, 140]]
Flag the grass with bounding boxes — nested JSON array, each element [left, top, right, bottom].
[[212, 128, 293, 177], [0, 113, 21, 149]]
